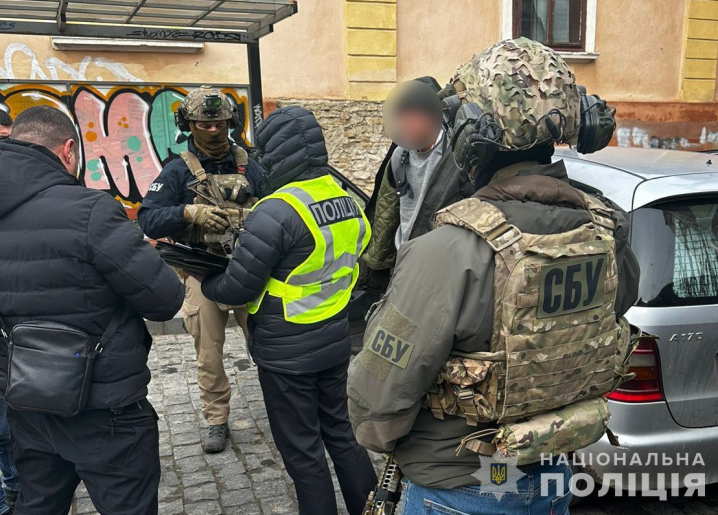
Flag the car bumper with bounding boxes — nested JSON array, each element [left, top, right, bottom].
[[575, 399, 718, 490]]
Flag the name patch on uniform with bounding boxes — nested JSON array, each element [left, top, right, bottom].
[[368, 328, 414, 369], [148, 182, 164, 192], [538, 255, 607, 319], [309, 197, 361, 227]]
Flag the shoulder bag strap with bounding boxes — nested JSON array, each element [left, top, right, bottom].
[[0, 306, 125, 351], [95, 305, 126, 355]]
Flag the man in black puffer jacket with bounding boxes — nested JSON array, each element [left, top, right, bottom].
[[0, 106, 184, 514], [202, 106, 377, 515]]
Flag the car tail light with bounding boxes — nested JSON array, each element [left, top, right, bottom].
[[608, 337, 664, 402]]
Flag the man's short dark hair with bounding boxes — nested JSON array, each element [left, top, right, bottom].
[[11, 106, 78, 150], [0, 110, 12, 128]]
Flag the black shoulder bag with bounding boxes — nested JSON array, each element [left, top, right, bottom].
[[0, 308, 124, 417]]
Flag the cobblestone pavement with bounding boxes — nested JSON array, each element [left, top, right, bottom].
[[71, 327, 382, 515], [70, 328, 718, 514]]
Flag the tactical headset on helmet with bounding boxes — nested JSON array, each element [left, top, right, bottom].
[[576, 85, 616, 154], [175, 85, 241, 131], [440, 38, 616, 171]]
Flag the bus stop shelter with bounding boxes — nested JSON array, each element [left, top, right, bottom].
[[0, 0, 297, 129]]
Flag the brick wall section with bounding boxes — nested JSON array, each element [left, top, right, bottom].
[[276, 98, 391, 194]]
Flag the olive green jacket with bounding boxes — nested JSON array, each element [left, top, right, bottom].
[[362, 141, 472, 273], [347, 160, 640, 489]]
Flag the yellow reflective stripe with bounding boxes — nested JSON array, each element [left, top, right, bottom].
[[246, 188, 324, 315], [265, 278, 321, 301], [287, 252, 357, 285], [246, 288, 266, 314], [283, 266, 360, 325], [246, 175, 369, 323], [285, 274, 353, 317], [276, 186, 328, 284]]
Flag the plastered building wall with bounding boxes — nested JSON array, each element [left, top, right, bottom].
[[2, 0, 718, 197]]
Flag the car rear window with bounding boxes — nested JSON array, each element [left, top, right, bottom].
[[632, 198, 718, 307]]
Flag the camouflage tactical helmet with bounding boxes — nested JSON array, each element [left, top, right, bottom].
[[452, 38, 581, 150], [176, 85, 238, 129]]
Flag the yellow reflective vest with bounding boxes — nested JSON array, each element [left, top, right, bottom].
[[247, 175, 371, 324]]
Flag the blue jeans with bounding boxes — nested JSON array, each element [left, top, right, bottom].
[[0, 400, 19, 512], [401, 460, 572, 515]]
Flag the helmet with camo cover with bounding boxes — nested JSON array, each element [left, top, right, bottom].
[[180, 85, 235, 122], [452, 38, 581, 150]]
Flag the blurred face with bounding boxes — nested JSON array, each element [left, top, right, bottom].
[[383, 81, 443, 151], [194, 120, 227, 132], [0, 125, 11, 139], [394, 109, 441, 151]]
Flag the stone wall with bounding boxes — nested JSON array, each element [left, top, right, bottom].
[[275, 99, 391, 194]]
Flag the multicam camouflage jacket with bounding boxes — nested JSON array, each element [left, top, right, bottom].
[[347, 160, 640, 489]]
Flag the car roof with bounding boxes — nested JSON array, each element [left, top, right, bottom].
[[555, 147, 718, 211], [555, 146, 717, 179]]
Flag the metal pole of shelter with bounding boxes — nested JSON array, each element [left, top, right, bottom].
[[247, 42, 264, 136]]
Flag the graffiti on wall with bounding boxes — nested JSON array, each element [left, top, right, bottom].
[[0, 83, 250, 208], [1, 43, 142, 82]]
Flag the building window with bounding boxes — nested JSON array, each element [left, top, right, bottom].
[[513, 0, 587, 51]]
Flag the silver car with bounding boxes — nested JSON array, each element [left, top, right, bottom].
[[558, 147, 718, 491]]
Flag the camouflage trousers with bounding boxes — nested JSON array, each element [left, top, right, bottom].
[[183, 276, 249, 425]]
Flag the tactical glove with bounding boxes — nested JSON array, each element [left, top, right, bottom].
[[183, 204, 229, 233]]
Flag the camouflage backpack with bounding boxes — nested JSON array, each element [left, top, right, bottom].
[[425, 194, 638, 464], [451, 38, 582, 150]]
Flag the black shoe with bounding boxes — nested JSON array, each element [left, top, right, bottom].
[[203, 423, 229, 453]]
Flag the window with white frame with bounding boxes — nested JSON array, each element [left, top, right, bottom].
[[502, 0, 598, 61]]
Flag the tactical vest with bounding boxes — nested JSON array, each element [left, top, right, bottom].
[[247, 175, 371, 325], [425, 193, 638, 464], [180, 146, 255, 254]]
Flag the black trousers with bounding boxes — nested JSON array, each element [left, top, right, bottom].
[[258, 360, 377, 515], [7, 399, 160, 515]]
